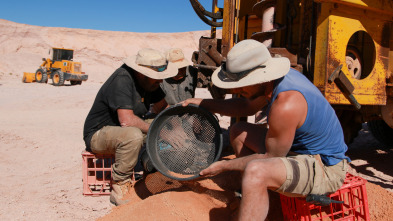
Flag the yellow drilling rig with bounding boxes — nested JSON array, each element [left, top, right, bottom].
[[189, 0, 393, 146]]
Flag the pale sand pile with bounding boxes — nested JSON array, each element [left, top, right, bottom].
[[0, 19, 392, 220]]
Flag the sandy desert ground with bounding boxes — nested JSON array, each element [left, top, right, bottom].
[[0, 19, 392, 220]]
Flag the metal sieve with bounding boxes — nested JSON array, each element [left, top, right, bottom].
[[146, 104, 223, 181]]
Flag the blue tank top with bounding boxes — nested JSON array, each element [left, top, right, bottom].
[[267, 69, 350, 166]]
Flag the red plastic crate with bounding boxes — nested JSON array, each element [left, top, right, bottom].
[[82, 151, 114, 196], [280, 173, 369, 221]]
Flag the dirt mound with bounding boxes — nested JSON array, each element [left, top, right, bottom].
[[100, 156, 393, 221], [100, 171, 240, 221]]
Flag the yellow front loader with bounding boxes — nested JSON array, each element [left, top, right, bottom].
[[24, 48, 88, 86], [189, 0, 393, 147]]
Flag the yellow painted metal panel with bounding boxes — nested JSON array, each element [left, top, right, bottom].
[[314, 4, 331, 93], [52, 61, 64, 70], [388, 22, 393, 78], [222, 0, 235, 56], [315, 0, 393, 17], [326, 16, 386, 105], [390, 50, 393, 79], [238, 15, 261, 41], [314, 2, 388, 105]]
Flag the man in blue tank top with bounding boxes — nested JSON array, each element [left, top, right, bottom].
[[182, 39, 350, 220]]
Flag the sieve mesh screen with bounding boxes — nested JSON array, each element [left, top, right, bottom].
[[155, 113, 219, 176]]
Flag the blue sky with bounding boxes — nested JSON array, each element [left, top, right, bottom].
[[0, 0, 223, 33]]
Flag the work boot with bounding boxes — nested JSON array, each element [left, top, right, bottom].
[[110, 178, 134, 206]]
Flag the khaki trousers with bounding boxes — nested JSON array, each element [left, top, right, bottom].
[[90, 125, 147, 182]]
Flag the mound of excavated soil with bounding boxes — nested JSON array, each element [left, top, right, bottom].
[[99, 155, 393, 221]]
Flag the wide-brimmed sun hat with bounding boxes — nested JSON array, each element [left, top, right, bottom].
[[212, 39, 290, 89], [123, 48, 178, 80], [166, 48, 190, 69]]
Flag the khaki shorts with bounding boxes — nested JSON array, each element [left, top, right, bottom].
[[275, 155, 348, 197]]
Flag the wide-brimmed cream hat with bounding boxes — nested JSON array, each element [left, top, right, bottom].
[[123, 48, 178, 80], [166, 48, 190, 69], [212, 39, 290, 89]]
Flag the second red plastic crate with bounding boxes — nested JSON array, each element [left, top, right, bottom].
[[280, 173, 369, 221]]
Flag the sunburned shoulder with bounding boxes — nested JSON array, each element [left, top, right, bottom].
[[272, 91, 307, 112], [270, 90, 308, 128]]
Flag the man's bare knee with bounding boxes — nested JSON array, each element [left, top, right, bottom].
[[243, 159, 284, 188], [243, 160, 268, 187], [229, 122, 267, 155], [229, 121, 248, 140], [229, 122, 249, 153]]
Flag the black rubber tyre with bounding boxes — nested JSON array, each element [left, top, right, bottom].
[[70, 80, 82, 85], [52, 70, 65, 86], [367, 120, 393, 148], [35, 68, 48, 83]]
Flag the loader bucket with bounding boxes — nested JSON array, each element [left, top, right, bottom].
[[22, 72, 36, 83]]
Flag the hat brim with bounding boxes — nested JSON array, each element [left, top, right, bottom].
[[123, 56, 178, 80], [172, 59, 190, 69], [211, 57, 290, 89]]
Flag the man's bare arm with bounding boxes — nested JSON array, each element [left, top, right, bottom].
[[264, 91, 307, 158], [182, 95, 268, 117], [200, 91, 307, 177], [117, 109, 150, 133]]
